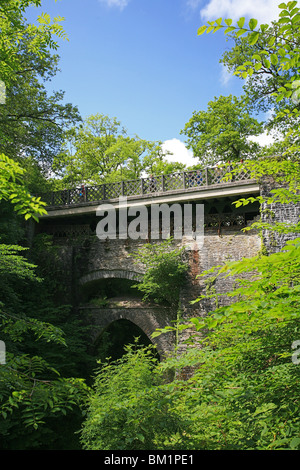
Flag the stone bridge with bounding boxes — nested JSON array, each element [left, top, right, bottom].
[[34, 167, 299, 359]]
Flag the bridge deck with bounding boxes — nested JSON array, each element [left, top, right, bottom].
[[41, 166, 259, 218]]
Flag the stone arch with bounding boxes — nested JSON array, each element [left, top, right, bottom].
[[79, 269, 144, 286], [81, 306, 174, 359], [78, 269, 175, 358], [95, 318, 160, 361]]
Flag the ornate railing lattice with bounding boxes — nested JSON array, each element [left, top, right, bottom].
[[42, 165, 255, 208], [123, 179, 142, 197], [104, 182, 122, 199], [164, 173, 185, 191]]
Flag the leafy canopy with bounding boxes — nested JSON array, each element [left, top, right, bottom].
[[181, 94, 263, 165], [198, 1, 300, 156]]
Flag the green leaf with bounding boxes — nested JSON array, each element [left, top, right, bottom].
[[271, 54, 279, 65], [278, 17, 291, 24], [288, 1, 298, 11], [237, 17, 245, 28], [249, 18, 258, 30], [137, 433, 145, 442], [252, 53, 261, 61], [268, 36, 276, 46], [224, 26, 236, 34], [292, 13, 300, 23], [279, 9, 290, 17], [290, 437, 300, 449], [249, 31, 260, 45], [278, 47, 287, 56], [197, 25, 207, 35], [213, 25, 223, 33]]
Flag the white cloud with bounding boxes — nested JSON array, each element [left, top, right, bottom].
[[248, 131, 276, 147], [199, 0, 280, 24], [220, 64, 233, 86], [98, 0, 130, 10], [162, 139, 196, 167]]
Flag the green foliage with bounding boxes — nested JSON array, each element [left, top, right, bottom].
[[0, 0, 67, 87], [198, 1, 300, 156], [1, 354, 88, 432], [0, 243, 39, 281], [0, 38, 81, 170], [0, 0, 91, 450], [161, 318, 299, 450], [131, 238, 188, 308], [0, 154, 47, 221], [80, 343, 189, 450], [51, 114, 183, 187], [0, 230, 91, 449], [181, 95, 263, 165]]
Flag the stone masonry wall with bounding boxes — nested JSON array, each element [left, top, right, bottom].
[[69, 229, 261, 356], [260, 176, 300, 253]]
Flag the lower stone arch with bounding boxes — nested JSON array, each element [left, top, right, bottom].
[[82, 306, 175, 359], [93, 318, 160, 362]]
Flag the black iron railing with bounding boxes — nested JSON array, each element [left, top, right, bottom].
[[42, 165, 254, 207]]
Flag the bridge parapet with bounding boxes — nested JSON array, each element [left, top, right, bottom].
[[41, 165, 255, 208]]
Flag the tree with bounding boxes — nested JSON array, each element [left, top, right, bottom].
[[0, 1, 89, 449], [52, 114, 128, 185], [0, 36, 81, 173], [52, 114, 176, 187], [0, 2, 81, 176], [220, 25, 297, 115], [0, 0, 67, 87], [197, 1, 300, 158], [181, 95, 263, 166]]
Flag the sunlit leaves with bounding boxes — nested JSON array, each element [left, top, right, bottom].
[[181, 95, 263, 165], [198, 1, 300, 158], [131, 238, 188, 308], [249, 18, 258, 30], [198, 0, 300, 92], [0, 1, 68, 85], [0, 154, 47, 221]]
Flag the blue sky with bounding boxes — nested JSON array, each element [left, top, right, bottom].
[[26, 0, 281, 165]]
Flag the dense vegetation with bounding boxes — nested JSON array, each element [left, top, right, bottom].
[[0, 0, 299, 450]]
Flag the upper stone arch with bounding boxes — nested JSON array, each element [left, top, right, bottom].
[[79, 268, 144, 286]]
